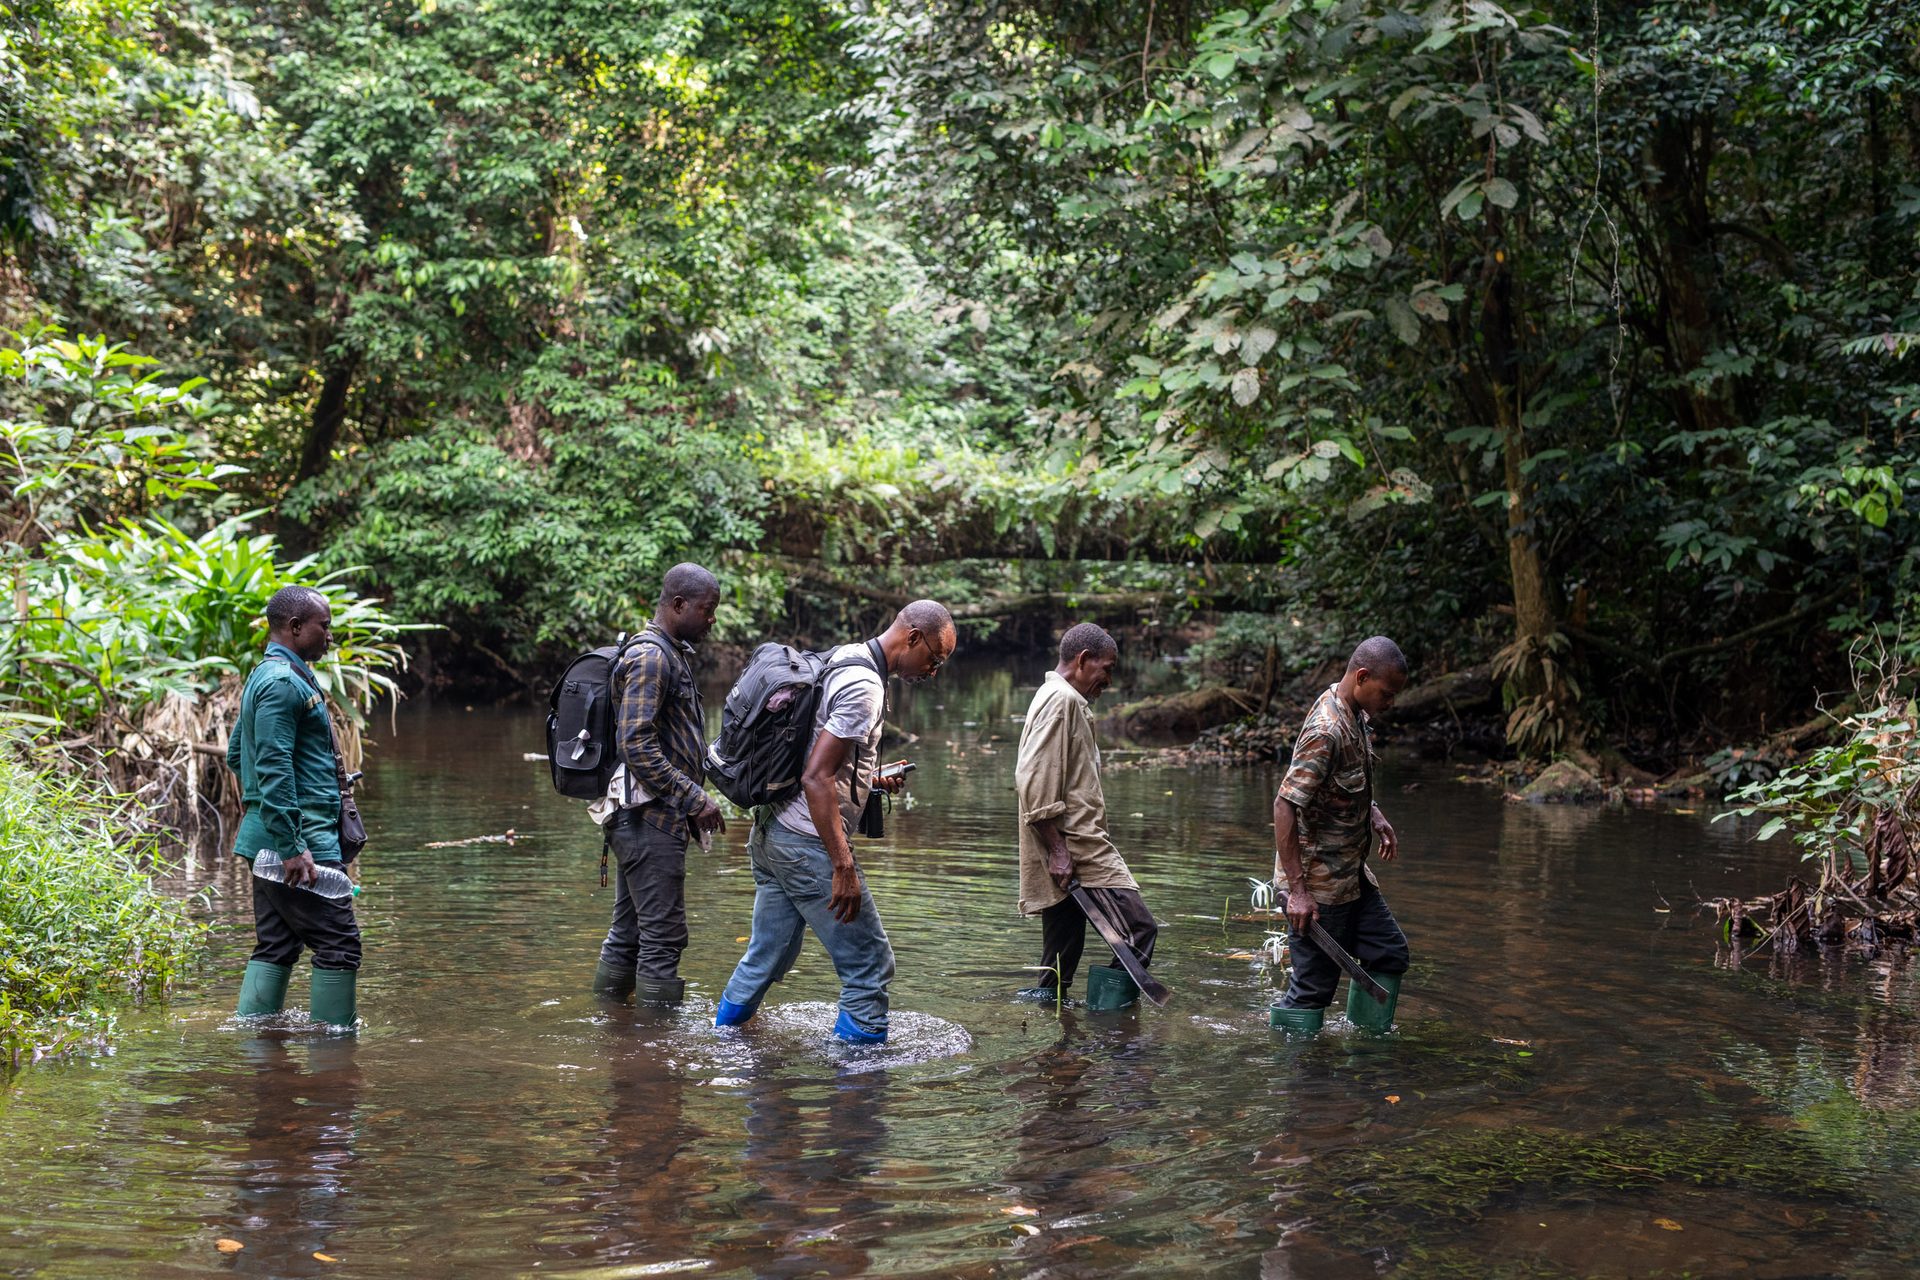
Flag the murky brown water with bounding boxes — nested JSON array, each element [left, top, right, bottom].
[[3, 661, 1917, 1278]]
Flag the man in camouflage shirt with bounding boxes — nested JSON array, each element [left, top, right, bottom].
[[1270, 636, 1412, 1033]]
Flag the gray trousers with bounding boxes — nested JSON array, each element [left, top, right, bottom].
[[598, 811, 689, 981]]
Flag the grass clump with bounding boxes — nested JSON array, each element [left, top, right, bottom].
[[0, 748, 205, 1076]]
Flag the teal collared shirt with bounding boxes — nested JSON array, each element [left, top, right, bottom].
[[227, 641, 343, 864]]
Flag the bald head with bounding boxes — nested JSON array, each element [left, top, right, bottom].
[[1346, 635, 1407, 679], [882, 599, 955, 684], [659, 562, 719, 606], [655, 562, 720, 644]]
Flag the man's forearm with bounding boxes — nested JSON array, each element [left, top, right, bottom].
[[1273, 798, 1307, 886]]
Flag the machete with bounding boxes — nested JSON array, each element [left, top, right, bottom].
[[1067, 878, 1171, 1006], [1303, 918, 1390, 1005]]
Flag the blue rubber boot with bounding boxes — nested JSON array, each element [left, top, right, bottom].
[[715, 997, 758, 1027], [831, 1008, 886, 1044]]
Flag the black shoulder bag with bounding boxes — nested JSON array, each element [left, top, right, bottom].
[[269, 656, 369, 862]]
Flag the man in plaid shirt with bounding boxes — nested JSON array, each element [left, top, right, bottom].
[[593, 562, 725, 1006]]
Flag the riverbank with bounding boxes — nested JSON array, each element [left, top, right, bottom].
[[0, 750, 205, 1077]]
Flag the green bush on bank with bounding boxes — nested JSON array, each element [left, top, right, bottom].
[[0, 749, 204, 1075]]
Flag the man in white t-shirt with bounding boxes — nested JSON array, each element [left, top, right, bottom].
[[715, 600, 956, 1043]]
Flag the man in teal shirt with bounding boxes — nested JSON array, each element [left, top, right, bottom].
[[229, 585, 361, 1026]]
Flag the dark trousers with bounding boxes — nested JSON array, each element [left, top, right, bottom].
[[600, 811, 689, 982], [251, 875, 362, 971], [1035, 887, 1158, 991], [1278, 880, 1410, 1009]]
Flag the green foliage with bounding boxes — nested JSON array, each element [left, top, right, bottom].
[[852, 0, 1920, 753], [0, 747, 204, 1074], [0, 332, 411, 730], [1719, 665, 1917, 868]]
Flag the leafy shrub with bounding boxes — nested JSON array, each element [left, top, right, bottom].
[[0, 747, 204, 1074]]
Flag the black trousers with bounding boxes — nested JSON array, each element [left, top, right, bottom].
[[251, 875, 362, 971], [1035, 886, 1158, 991], [599, 811, 690, 981], [1278, 879, 1410, 1009]]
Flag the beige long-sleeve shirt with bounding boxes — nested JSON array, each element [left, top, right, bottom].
[[1014, 672, 1139, 915]]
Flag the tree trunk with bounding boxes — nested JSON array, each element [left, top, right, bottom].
[[1645, 114, 1733, 436], [297, 355, 358, 485]]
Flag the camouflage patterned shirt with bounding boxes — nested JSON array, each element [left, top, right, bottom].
[[1275, 684, 1377, 906]]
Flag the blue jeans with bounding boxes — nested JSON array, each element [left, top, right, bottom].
[[719, 820, 896, 1037]]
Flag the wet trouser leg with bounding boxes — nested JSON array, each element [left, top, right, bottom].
[[1278, 880, 1409, 1010], [720, 821, 895, 1037], [251, 874, 362, 970], [1036, 897, 1087, 991], [599, 812, 690, 982], [1037, 887, 1158, 990]]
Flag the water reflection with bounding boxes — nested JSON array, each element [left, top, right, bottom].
[[217, 1036, 362, 1275]]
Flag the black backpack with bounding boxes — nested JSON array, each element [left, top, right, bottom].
[[546, 632, 668, 801], [705, 641, 879, 809]]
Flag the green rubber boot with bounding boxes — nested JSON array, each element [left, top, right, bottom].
[[1269, 1005, 1325, 1036], [1345, 972, 1403, 1033], [1085, 964, 1140, 1011], [236, 960, 292, 1017], [308, 968, 358, 1029], [592, 960, 636, 1001], [633, 976, 686, 1007]]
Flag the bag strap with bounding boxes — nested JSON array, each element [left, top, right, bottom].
[[267, 655, 359, 795]]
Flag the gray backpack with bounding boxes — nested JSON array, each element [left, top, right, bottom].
[[704, 641, 879, 808]]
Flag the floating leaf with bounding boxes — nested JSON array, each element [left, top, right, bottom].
[[1003, 1205, 1040, 1217], [216, 1240, 245, 1254], [314, 1253, 339, 1263], [1654, 1218, 1683, 1231]]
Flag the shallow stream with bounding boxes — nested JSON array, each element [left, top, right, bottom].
[[3, 661, 1917, 1277]]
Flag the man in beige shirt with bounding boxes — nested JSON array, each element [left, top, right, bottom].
[[1014, 623, 1158, 1010]]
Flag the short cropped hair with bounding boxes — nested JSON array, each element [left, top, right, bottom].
[[1346, 635, 1407, 678], [264, 585, 328, 629], [896, 598, 954, 638], [659, 562, 719, 605], [1058, 622, 1117, 665]]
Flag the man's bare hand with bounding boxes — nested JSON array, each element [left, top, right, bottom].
[[871, 770, 908, 795], [1371, 806, 1398, 861], [280, 851, 318, 887], [1286, 890, 1318, 935], [829, 863, 864, 924], [1046, 843, 1074, 892], [695, 798, 726, 835]]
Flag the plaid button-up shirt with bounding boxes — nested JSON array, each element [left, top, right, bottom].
[[612, 623, 707, 843]]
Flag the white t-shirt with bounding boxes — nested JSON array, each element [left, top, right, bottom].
[[775, 643, 886, 840]]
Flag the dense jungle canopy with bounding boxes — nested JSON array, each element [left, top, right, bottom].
[[3, 0, 1917, 768]]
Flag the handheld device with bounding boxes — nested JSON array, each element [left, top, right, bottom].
[[876, 759, 917, 781]]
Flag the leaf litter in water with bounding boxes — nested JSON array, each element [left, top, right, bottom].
[[215, 1239, 244, 1253]]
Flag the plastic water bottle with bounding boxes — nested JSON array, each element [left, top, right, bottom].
[[252, 851, 357, 900]]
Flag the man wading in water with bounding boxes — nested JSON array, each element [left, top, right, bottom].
[[1013, 623, 1159, 1010], [715, 600, 955, 1044], [231, 586, 361, 1027], [1270, 636, 1412, 1034], [592, 563, 726, 1007]]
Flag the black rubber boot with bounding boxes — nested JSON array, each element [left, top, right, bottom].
[[633, 976, 686, 1007], [592, 959, 636, 1001]]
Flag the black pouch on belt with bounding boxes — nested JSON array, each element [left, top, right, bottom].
[[858, 788, 887, 839]]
